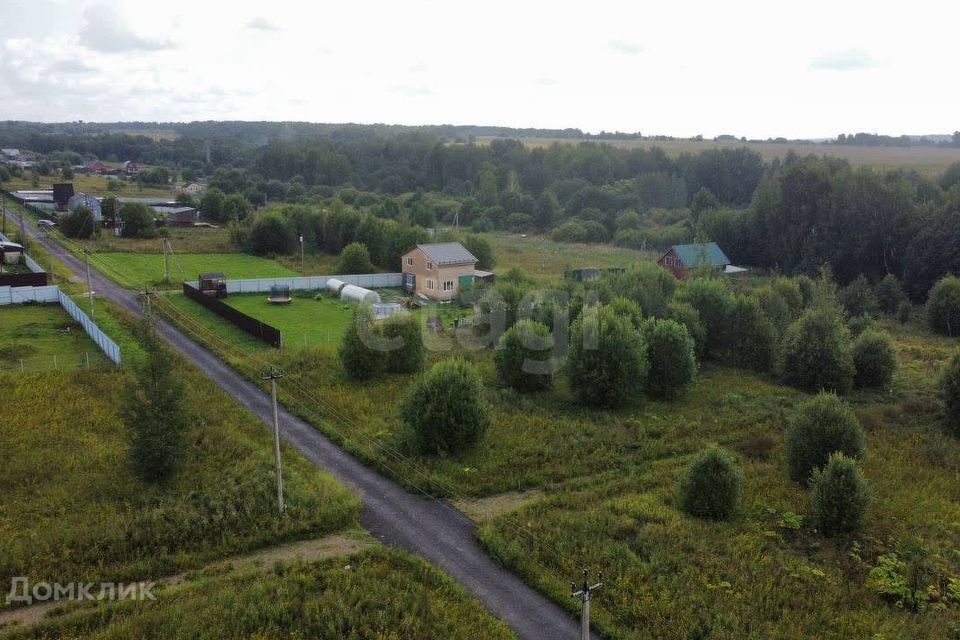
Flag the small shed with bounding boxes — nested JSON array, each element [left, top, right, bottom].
[[340, 284, 381, 304], [169, 207, 199, 227], [198, 272, 227, 298], [0, 241, 24, 265]]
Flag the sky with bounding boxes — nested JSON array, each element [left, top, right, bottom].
[[0, 0, 957, 139]]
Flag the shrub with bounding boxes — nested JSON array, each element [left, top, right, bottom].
[[811, 453, 870, 536], [852, 329, 897, 389], [896, 301, 912, 324], [643, 318, 697, 399], [875, 274, 906, 315], [927, 275, 960, 336], [568, 305, 648, 408], [402, 360, 490, 455], [59, 205, 97, 239], [381, 312, 424, 374], [666, 301, 707, 358], [460, 234, 495, 270], [247, 214, 294, 255], [838, 275, 879, 318], [338, 305, 384, 381], [680, 446, 742, 520], [336, 242, 374, 274], [846, 314, 874, 337], [727, 295, 778, 373], [608, 261, 677, 318], [772, 277, 805, 318], [608, 296, 643, 329], [786, 393, 865, 483], [677, 278, 734, 357], [793, 274, 817, 307], [756, 286, 792, 334], [495, 320, 554, 392], [119, 202, 157, 239], [551, 220, 588, 243], [941, 352, 960, 436], [782, 306, 855, 394]]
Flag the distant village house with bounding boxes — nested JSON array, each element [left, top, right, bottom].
[[658, 242, 746, 279], [402, 242, 489, 301]]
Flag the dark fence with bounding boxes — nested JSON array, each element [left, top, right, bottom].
[[182, 282, 282, 348], [0, 271, 47, 287]]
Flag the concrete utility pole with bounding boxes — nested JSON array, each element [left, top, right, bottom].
[[163, 238, 171, 283], [299, 234, 305, 276], [2, 190, 6, 234], [571, 571, 603, 640], [261, 367, 286, 514], [140, 288, 153, 315], [83, 248, 95, 321]]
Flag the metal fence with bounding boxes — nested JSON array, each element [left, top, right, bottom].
[[183, 282, 282, 348], [224, 273, 403, 294], [57, 291, 122, 365], [0, 284, 59, 305]]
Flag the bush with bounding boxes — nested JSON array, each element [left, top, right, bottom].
[[896, 301, 912, 324], [119, 202, 157, 239], [338, 305, 384, 381], [838, 275, 879, 318], [59, 205, 97, 239], [381, 312, 424, 374], [941, 352, 960, 436], [680, 446, 742, 520], [875, 274, 906, 315], [568, 305, 648, 408], [786, 393, 865, 484], [846, 314, 874, 337], [677, 278, 734, 357], [852, 329, 897, 389], [643, 318, 697, 399], [727, 295, 778, 373], [608, 296, 643, 329], [402, 360, 490, 455], [609, 262, 677, 318], [793, 274, 817, 307], [551, 220, 588, 243], [247, 214, 294, 255], [336, 242, 374, 274], [495, 320, 554, 392], [666, 301, 707, 358], [782, 306, 855, 394], [927, 275, 960, 336], [811, 453, 870, 536]]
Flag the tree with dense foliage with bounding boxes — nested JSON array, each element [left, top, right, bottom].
[[200, 187, 226, 222], [336, 242, 374, 274], [608, 261, 677, 319], [811, 453, 870, 536], [786, 393, 865, 484], [338, 305, 384, 381], [727, 295, 778, 373], [568, 305, 648, 408], [666, 301, 707, 357], [838, 275, 879, 318], [608, 296, 643, 329], [680, 445, 742, 520], [941, 352, 960, 436], [643, 318, 697, 399], [495, 319, 555, 392], [223, 193, 252, 221], [401, 360, 490, 455], [380, 312, 425, 374], [782, 306, 855, 394], [875, 274, 906, 315], [60, 205, 97, 239], [122, 318, 189, 483], [460, 234, 495, 270], [852, 329, 897, 389], [119, 202, 156, 238], [247, 214, 294, 255], [677, 277, 734, 357], [927, 275, 960, 336]]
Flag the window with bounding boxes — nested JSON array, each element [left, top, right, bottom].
[[443, 280, 454, 291], [406, 256, 414, 267], [426, 261, 433, 270], [426, 279, 435, 290]]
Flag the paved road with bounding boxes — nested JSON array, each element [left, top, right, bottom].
[[12, 212, 592, 640]]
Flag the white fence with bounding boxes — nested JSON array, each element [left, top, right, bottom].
[[224, 273, 403, 294], [0, 285, 59, 305], [57, 290, 122, 365]]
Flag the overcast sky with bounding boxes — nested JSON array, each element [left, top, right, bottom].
[[0, 0, 956, 139]]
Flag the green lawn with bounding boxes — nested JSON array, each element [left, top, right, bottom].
[[0, 304, 109, 372], [224, 291, 355, 349], [96, 252, 299, 288]]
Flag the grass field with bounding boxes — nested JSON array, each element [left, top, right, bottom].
[[476, 137, 960, 176], [5, 174, 173, 199], [0, 304, 109, 372], [226, 291, 356, 348], [95, 252, 299, 288]]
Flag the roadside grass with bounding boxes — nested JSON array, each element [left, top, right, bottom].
[[0, 301, 359, 605], [2, 548, 516, 640], [96, 252, 298, 288], [75, 227, 237, 255], [0, 304, 109, 372]]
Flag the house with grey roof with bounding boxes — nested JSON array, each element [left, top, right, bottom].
[[401, 242, 481, 301]]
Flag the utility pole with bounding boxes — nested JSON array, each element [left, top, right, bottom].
[[571, 571, 603, 640], [162, 238, 170, 283], [2, 190, 6, 235], [83, 248, 95, 321], [299, 234, 304, 276], [140, 288, 153, 315], [261, 367, 286, 514]]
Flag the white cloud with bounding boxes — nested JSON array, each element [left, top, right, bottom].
[[809, 49, 877, 71], [608, 39, 644, 55], [79, 3, 176, 53], [246, 17, 279, 31]]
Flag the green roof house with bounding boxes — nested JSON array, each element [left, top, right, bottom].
[[658, 242, 740, 279]]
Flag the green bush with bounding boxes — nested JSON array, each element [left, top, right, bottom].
[[336, 242, 374, 274], [402, 360, 490, 455], [247, 214, 294, 255], [846, 314, 874, 337], [495, 320, 554, 392], [677, 278, 734, 357], [381, 312, 425, 374], [793, 274, 817, 307], [811, 453, 870, 536], [680, 446, 742, 520], [119, 202, 157, 239], [927, 275, 960, 336], [727, 295, 778, 373], [643, 318, 697, 399], [338, 305, 384, 381], [666, 301, 707, 357], [59, 205, 97, 239], [568, 305, 648, 408], [786, 393, 865, 484], [941, 352, 960, 436], [608, 296, 643, 329], [608, 262, 677, 318], [875, 274, 906, 315], [838, 275, 879, 318], [896, 301, 912, 324], [852, 329, 897, 389], [782, 306, 855, 394]]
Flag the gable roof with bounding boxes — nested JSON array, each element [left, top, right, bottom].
[[413, 242, 477, 266], [667, 242, 730, 267]]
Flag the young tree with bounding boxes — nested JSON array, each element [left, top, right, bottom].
[[786, 393, 865, 484], [643, 318, 697, 399], [338, 305, 385, 381], [927, 276, 960, 336], [402, 360, 490, 455], [727, 295, 778, 373], [782, 306, 855, 394], [875, 274, 906, 315], [852, 329, 897, 389], [460, 234, 496, 270], [680, 445, 742, 520], [666, 301, 707, 358], [336, 242, 374, 274], [811, 453, 870, 536], [838, 275, 879, 318], [60, 205, 97, 239], [568, 305, 648, 408], [247, 214, 294, 255], [381, 312, 425, 374], [677, 277, 734, 357], [123, 319, 190, 483], [495, 319, 554, 392], [119, 202, 157, 239]]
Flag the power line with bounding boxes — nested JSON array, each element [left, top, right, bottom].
[[571, 570, 603, 640]]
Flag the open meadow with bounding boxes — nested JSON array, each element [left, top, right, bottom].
[[0, 304, 109, 372], [4, 175, 173, 199]]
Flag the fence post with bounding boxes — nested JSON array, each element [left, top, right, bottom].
[[54, 355, 58, 371], [85, 352, 90, 369]]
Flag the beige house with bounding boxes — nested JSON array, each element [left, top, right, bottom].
[[401, 242, 478, 301]]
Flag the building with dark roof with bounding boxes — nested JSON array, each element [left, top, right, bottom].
[[658, 242, 736, 279], [401, 242, 480, 301]]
